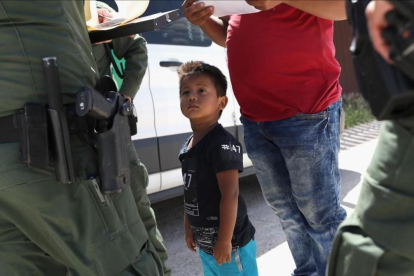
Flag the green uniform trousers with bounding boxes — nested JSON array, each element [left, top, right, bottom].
[[129, 142, 171, 276], [327, 116, 414, 276], [0, 134, 164, 276]]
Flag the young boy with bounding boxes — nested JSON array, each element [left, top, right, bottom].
[[178, 61, 258, 275]]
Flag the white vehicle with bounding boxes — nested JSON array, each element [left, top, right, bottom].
[[131, 1, 254, 202]]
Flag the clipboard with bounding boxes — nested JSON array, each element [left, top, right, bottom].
[[89, 9, 180, 44]]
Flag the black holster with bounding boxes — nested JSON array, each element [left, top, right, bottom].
[[2, 100, 76, 185], [96, 99, 132, 194], [43, 57, 75, 184], [5, 57, 76, 185], [76, 85, 136, 194], [18, 103, 49, 167]]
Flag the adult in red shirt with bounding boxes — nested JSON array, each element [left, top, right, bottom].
[[183, 1, 347, 275]]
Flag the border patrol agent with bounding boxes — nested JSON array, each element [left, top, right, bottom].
[[92, 3, 171, 274], [0, 1, 164, 275], [327, 1, 414, 275]]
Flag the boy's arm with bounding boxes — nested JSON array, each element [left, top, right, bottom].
[[182, 0, 229, 48], [184, 212, 196, 252], [214, 169, 239, 266]]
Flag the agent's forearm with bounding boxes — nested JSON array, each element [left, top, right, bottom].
[[390, 0, 414, 20]]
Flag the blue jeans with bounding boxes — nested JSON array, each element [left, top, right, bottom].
[[199, 239, 258, 276], [241, 100, 347, 276]]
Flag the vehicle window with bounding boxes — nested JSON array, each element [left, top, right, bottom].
[[141, 1, 212, 47]]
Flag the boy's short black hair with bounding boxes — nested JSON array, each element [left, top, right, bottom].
[[178, 61, 227, 97]]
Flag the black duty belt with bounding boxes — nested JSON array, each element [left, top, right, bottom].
[[0, 104, 93, 144], [0, 113, 20, 143]]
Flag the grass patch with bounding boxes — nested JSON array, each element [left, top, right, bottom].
[[342, 93, 375, 129]]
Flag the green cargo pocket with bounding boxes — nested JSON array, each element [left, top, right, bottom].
[[85, 179, 141, 240], [328, 226, 385, 276], [125, 240, 163, 276], [85, 179, 149, 276]]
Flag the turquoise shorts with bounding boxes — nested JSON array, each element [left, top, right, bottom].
[[199, 239, 258, 276]]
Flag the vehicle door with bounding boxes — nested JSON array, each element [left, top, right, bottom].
[[141, 1, 239, 193]]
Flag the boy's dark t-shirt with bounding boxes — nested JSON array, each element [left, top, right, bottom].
[[179, 124, 255, 255]]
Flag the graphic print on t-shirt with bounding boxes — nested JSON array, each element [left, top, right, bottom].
[[221, 142, 241, 153], [183, 158, 199, 217]]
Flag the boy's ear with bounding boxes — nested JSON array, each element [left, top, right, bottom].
[[219, 96, 228, 110]]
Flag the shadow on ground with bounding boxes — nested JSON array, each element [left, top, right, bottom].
[[153, 168, 362, 275]]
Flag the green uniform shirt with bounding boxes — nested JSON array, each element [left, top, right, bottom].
[[327, 117, 414, 276], [0, 2, 165, 275], [0, 0, 98, 117]]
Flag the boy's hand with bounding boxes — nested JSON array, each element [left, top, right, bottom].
[[182, 0, 214, 26], [245, 0, 281, 11], [185, 232, 197, 252], [184, 216, 196, 252], [213, 239, 232, 266]]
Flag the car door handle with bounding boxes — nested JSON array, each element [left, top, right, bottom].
[[160, 61, 183, 67]]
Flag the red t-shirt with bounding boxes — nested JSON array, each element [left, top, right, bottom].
[[227, 5, 342, 122]]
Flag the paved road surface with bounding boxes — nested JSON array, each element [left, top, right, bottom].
[[152, 121, 381, 275]]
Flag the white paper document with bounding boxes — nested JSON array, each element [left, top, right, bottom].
[[85, 0, 150, 31], [199, 1, 259, 17]]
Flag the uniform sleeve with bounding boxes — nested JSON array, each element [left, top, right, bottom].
[[208, 136, 243, 173], [112, 35, 148, 99], [391, 0, 414, 20]]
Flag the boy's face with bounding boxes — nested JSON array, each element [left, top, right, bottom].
[[180, 74, 227, 123]]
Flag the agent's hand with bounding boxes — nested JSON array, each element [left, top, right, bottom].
[[245, 0, 281, 11], [182, 0, 214, 26], [92, 9, 113, 44], [366, 1, 395, 63], [96, 9, 134, 41], [98, 9, 113, 23], [121, 94, 132, 102], [213, 240, 232, 266]]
